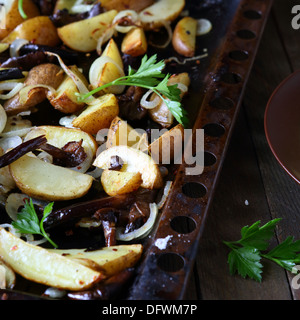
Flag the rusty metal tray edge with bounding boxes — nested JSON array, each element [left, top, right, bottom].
[[127, 0, 274, 300]]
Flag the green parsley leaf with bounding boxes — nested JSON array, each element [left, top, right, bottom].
[[12, 198, 57, 248], [224, 218, 300, 281], [77, 54, 190, 127], [227, 246, 263, 282], [262, 236, 300, 272], [238, 218, 282, 250]]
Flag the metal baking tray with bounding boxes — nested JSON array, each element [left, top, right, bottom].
[[0, 0, 273, 300], [127, 0, 273, 300]]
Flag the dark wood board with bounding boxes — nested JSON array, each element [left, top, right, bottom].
[[187, 0, 300, 300]]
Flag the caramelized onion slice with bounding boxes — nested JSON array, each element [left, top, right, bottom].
[[116, 203, 158, 241]]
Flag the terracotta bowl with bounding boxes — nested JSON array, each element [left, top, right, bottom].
[[265, 69, 300, 184]]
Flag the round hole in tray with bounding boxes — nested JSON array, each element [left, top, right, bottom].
[[228, 50, 249, 61], [182, 182, 207, 198], [204, 151, 217, 166], [210, 96, 235, 110], [243, 10, 262, 20], [203, 123, 225, 137], [157, 252, 185, 273], [220, 72, 242, 84], [236, 29, 256, 39], [170, 215, 197, 234]]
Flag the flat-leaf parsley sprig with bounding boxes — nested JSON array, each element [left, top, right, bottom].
[[77, 54, 190, 127], [224, 218, 300, 282], [12, 198, 58, 248]]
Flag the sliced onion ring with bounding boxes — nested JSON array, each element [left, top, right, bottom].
[[5, 193, 49, 221], [89, 55, 125, 95], [196, 19, 212, 36], [44, 51, 92, 99], [113, 10, 139, 33], [0, 82, 24, 100], [18, 84, 56, 105], [149, 20, 173, 49], [116, 203, 158, 241], [0, 104, 7, 134], [10, 39, 29, 58], [140, 90, 161, 109], [157, 181, 173, 209]]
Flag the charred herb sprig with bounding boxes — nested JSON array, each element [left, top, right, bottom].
[[224, 218, 300, 282], [77, 54, 190, 127], [12, 198, 58, 248]]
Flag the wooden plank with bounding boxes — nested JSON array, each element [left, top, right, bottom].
[[272, 0, 300, 71], [193, 106, 291, 300], [242, 0, 300, 300], [189, 3, 296, 300]]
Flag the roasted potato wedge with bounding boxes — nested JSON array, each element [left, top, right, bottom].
[[72, 94, 119, 135], [49, 244, 143, 277], [9, 154, 94, 201], [148, 123, 184, 164], [48, 65, 88, 114], [148, 72, 190, 127], [99, 0, 154, 12], [57, 10, 117, 52], [4, 63, 64, 116], [0, 0, 40, 40], [0, 257, 16, 289], [2, 16, 60, 46], [101, 169, 142, 196], [89, 38, 125, 95], [94, 145, 163, 189], [106, 116, 149, 150], [172, 16, 197, 57], [24, 125, 98, 172], [121, 27, 147, 57], [139, 0, 185, 30], [0, 227, 103, 290]]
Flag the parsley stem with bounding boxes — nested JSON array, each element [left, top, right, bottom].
[[18, 0, 27, 19], [40, 220, 58, 248], [78, 79, 153, 102]]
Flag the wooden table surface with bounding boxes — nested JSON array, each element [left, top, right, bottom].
[[184, 0, 300, 300]]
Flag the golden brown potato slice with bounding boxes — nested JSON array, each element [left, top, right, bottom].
[[121, 27, 147, 57], [172, 16, 197, 57], [72, 94, 119, 135], [94, 145, 163, 189], [101, 169, 142, 196], [0, 227, 103, 290], [57, 10, 117, 52], [9, 154, 94, 201], [139, 0, 185, 30], [148, 123, 184, 164], [99, 0, 154, 12], [106, 116, 149, 150], [2, 16, 60, 46], [50, 244, 143, 277], [48, 65, 88, 114], [24, 125, 98, 172], [4, 63, 64, 116], [89, 38, 125, 95], [0, 0, 40, 40]]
